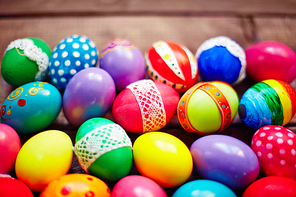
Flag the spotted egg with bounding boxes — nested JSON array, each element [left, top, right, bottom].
[[251, 125, 296, 179], [49, 34, 99, 89]]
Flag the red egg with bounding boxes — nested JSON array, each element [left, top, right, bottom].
[[0, 175, 34, 197], [112, 79, 180, 133], [251, 125, 296, 179], [243, 176, 296, 197], [246, 41, 296, 83]]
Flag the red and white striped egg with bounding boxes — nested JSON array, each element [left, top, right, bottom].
[[251, 125, 296, 179], [145, 41, 198, 93]]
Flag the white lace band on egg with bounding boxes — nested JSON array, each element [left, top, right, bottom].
[[73, 123, 132, 172], [5, 38, 49, 81], [127, 79, 166, 132]]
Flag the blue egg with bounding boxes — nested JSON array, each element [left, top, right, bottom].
[[0, 82, 62, 134], [49, 35, 99, 89], [195, 36, 246, 85], [173, 179, 237, 197]]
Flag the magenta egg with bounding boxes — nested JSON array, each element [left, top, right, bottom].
[[63, 67, 116, 127], [246, 41, 296, 83]]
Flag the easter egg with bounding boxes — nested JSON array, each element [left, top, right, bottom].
[[0, 175, 34, 197], [195, 36, 246, 85], [100, 39, 146, 93], [63, 67, 115, 127], [73, 117, 133, 181], [251, 125, 296, 179], [40, 173, 111, 197], [1, 37, 51, 87], [112, 79, 180, 133], [49, 34, 99, 89], [0, 123, 21, 174], [243, 176, 296, 197], [239, 79, 296, 130], [111, 175, 167, 197], [190, 135, 259, 189], [145, 40, 198, 93], [246, 41, 296, 83], [133, 131, 193, 188], [172, 179, 236, 197], [1, 81, 62, 133], [178, 81, 239, 135], [15, 130, 73, 192]]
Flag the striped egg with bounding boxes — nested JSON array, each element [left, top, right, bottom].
[[145, 41, 198, 93], [239, 79, 296, 130]]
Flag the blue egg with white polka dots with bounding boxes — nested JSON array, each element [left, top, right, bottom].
[[49, 35, 99, 89]]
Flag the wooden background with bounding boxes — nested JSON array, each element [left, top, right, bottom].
[[0, 0, 296, 196]]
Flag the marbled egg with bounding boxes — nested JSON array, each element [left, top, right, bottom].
[[0, 81, 62, 133]]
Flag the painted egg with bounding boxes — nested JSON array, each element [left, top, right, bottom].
[[1, 37, 51, 87], [251, 125, 296, 179], [239, 79, 296, 130], [49, 34, 99, 89], [133, 131, 193, 188], [40, 173, 111, 197], [145, 40, 198, 93], [195, 36, 246, 85], [190, 135, 259, 189], [73, 117, 133, 181], [63, 67, 116, 127], [1, 81, 62, 134], [100, 39, 146, 93], [243, 176, 296, 197], [0, 175, 34, 197], [111, 175, 167, 197], [177, 81, 239, 135], [15, 130, 73, 192], [112, 79, 180, 133], [172, 179, 236, 197], [0, 123, 21, 174], [246, 41, 296, 83]]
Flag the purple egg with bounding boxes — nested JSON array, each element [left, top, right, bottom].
[[99, 39, 146, 93], [190, 134, 259, 189], [63, 67, 116, 127]]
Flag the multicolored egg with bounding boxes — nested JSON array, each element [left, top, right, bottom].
[[15, 130, 73, 192], [195, 36, 246, 85], [251, 125, 296, 179], [112, 79, 180, 133], [243, 176, 296, 197], [145, 40, 198, 93], [1, 37, 51, 87], [178, 81, 239, 135], [190, 135, 259, 189], [111, 175, 167, 197], [100, 39, 146, 93], [239, 79, 296, 130], [73, 118, 133, 182], [133, 131, 193, 188], [63, 67, 116, 127], [246, 41, 296, 83], [0, 175, 34, 197], [49, 34, 98, 89], [172, 179, 236, 197], [40, 173, 111, 197], [0, 123, 21, 174], [1, 81, 62, 133]]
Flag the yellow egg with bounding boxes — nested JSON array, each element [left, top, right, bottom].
[[15, 130, 73, 192]]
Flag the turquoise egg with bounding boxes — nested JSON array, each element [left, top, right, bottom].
[[1, 82, 62, 133]]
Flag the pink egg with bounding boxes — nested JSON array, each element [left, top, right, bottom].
[[111, 175, 167, 197], [0, 123, 21, 174], [246, 41, 296, 83], [0, 175, 34, 197], [251, 125, 296, 179]]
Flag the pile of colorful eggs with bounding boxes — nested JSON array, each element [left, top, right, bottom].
[[1, 34, 296, 197]]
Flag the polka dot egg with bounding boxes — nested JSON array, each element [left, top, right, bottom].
[[251, 125, 296, 179], [49, 35, 98, 89]]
